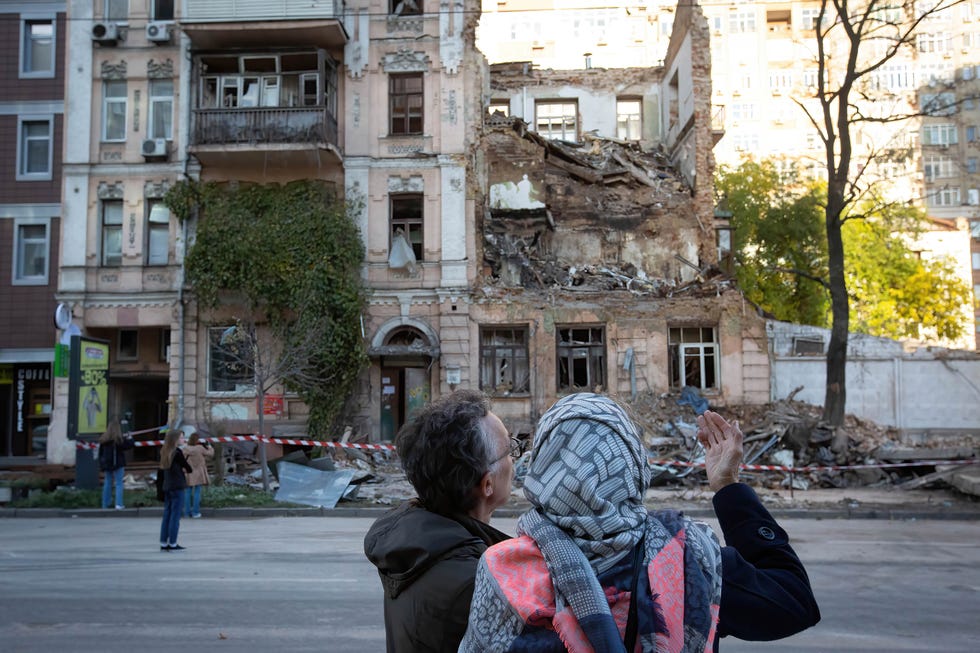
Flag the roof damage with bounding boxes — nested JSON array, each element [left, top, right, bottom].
[[481, 115, 718, 296]]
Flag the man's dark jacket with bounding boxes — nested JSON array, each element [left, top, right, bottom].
[[363, 499, 509, 653]]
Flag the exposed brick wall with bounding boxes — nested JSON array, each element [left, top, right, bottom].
[[0, 217, 60, 349]]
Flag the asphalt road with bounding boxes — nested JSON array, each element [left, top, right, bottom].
[[0, 514, 977, 652]]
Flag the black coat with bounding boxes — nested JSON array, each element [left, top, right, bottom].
[[713, 483, 821, 649], [162, 449, 192, 492], [98, 438, 134, 472], [363, 500, 510, 653]]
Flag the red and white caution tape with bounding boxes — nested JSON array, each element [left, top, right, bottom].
[[74, 436, 976, 473], [649, 458, 980, 474], [76, 433, 396, 452]]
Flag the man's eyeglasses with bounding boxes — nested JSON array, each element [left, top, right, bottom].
[[491, 437, 526, 465]]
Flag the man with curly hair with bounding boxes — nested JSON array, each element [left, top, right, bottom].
[[364, 390, 514, 652]]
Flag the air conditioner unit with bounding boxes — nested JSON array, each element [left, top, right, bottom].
[[92, 22, 120, 44], [146, 21, 172, 43], [142, 138, 167, 158]]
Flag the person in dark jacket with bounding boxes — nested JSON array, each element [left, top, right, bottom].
[[98, 420, 134, 509], [158, 429, 192, 551], [460, 394, 820, 652], [363, 390, 514, 653]]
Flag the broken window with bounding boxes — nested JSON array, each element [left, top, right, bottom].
[[556, 326, 605, 392], [389, 73, 423, 135], [535, 100, 578, 141], [667, 72, 679, 131], [616, 98, 642, 140], [390, 0, 422, 16], [208, 326, 254, 393], [668, 327, 719, 391], [480, 327, 530, 395], [489, 100, 510, 117], [390, 194, 423, 261]]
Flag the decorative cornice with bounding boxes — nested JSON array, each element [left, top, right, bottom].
[[381, 48, 431, 73], [100, 60, 127, 80], [97, 181, 124, 200], [144, 180, 170, 198], [386, 16, 423, 34], [147, 59, 173, 79], [387, 175, 424, 194]]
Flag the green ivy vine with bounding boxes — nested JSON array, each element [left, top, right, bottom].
[[165, 179, 368, 434]]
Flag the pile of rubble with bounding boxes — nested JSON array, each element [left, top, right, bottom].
[[154, 390, 976, 505]]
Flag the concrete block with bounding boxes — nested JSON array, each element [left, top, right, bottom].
[[950, 470, 980, 497]]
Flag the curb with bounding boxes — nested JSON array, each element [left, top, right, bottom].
[[2, 505, 979, 520]]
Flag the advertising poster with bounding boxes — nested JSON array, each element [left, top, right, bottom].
[[67, 337, 110, 439]]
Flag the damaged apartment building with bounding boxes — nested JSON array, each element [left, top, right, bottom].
[[464, 2, 770, 436]]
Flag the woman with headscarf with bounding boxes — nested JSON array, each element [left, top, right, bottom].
[[460, 393, 820, 652], [158, 429, 192, 551]]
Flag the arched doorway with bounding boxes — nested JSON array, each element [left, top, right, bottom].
[[370, 323, 440, 441]]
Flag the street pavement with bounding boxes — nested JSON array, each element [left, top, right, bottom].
[[0, 514, 978, 652]]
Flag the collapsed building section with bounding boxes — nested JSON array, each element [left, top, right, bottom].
[[466, 3, 770, 434]]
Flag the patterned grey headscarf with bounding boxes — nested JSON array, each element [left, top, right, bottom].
[[521, 392, 650, 575]]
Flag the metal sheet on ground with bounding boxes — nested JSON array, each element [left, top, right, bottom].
[[274, 461, 354, 509]]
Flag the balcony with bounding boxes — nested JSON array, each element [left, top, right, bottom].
[[190, 107, 340, 168], [181, 0, 347, 49]]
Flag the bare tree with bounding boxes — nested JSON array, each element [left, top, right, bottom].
[[801, 0, 964, 426], [217, 314, 338, 490]]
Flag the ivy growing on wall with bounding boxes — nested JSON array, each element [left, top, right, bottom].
[[165, 179, 367, 434]]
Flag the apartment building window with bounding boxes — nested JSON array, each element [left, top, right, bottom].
[[800, 8, 822, 30], [769, 71, 793, 92], [535, 101, 578, 141], [102, 81, 127, 142], [390, 0, 422, 15], [13, 220, 49, 285], [873, 64, 913, 91], [152, 0, 174, 20], [731, 103, 756, 121], [927, 187, 961, 207], [917, 32, 951, 53], [973, 253, 980, 270], [389, 73, 423, 135], [975, 284, 980, 302], [729, 11, 756, 33], [148, 80, 173, 140], [923, 154, 955, 180], [17, 117, 53, 180], [208, 326, 254, 393], [968, 157, 979, 174], [104, 0, 128, 21], [922, 123, 957, 145], [390, 194, 423, 260], [480, 327, 530, 395], [556, 326, 605, 392], [146, 200, 171, 266], [616, 98, 642, 140], [921, 92, 956, 116], [101, 200, 123, 266], [668, 327, 719, 391], [968, 188, 979, 206], [118, 330, 139, 361], [967, 126, 978, 143], [21, 19, 54, 77]]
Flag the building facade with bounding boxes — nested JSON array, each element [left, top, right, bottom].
[[477, 0, 980, 348], [0, 0, 65, 456]]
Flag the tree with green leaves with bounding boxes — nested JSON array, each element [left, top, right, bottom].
[[166, 180, 367, 464], [717, 158, 971, 344], [796, 0, 965, 425]]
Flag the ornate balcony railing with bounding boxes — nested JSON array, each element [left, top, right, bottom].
[[191, 107, 338, 147]]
